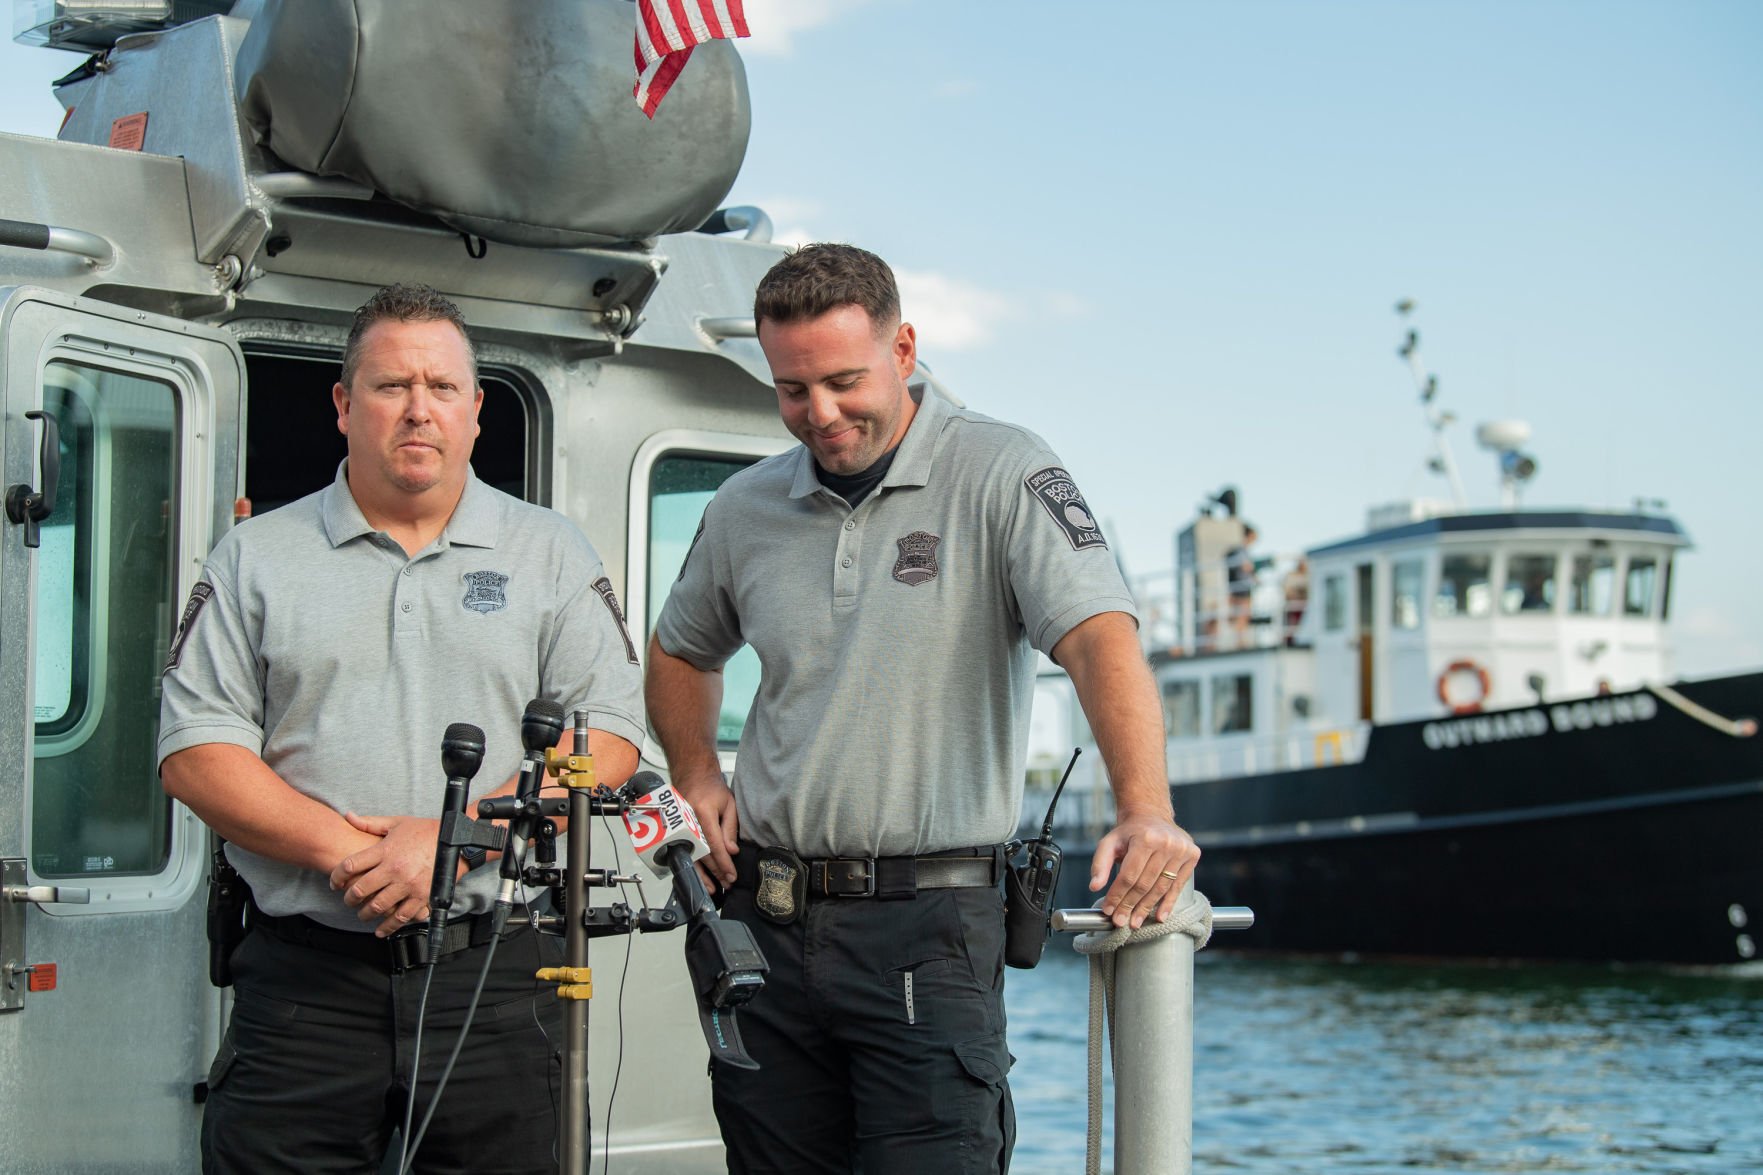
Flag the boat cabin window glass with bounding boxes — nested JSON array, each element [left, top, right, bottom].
[[1501, 554, 1558, 615], [31, 362, 179, 879], [1391, 558, 1424, 630], [1211, 674, 1253, 734], [1434, 552, 1492, 619], [1568, 553, 1615, 615], [1661, 556, 1674, 621], [648, 454, 762, 747], [1161, 679, 1201, 739], [1322, 574, 1346, 632], [1623, 555, 1659, 618]]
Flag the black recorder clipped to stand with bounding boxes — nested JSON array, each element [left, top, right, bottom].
[[403, 699, 769, 1175]]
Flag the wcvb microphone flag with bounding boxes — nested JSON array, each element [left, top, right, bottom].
[[634, 0, 750, 118]]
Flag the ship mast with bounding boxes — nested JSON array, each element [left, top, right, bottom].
[[1395, 299, 1468, 510]]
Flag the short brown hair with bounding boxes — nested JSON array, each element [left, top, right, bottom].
[[753, 243, 900, 333], [340, 283, 477, 389]]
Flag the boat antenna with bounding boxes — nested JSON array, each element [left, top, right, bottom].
[[1039, 748, 1081, 841], [1395, 300, 1467, 509]]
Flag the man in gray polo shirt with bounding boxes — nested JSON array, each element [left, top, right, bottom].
[[647, 244, 1199, 1174], [158, 283, 644, 1173]]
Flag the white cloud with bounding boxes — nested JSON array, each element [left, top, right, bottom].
[[739, 0, 873, 57], [896, 267, 1014, 351]]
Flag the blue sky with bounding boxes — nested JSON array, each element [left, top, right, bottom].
[[3, 0, 1759, 675]]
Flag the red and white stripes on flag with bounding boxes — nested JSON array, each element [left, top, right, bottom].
[[634, 0, 750, 118]]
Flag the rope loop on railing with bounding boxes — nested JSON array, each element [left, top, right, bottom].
[[1647, 682, 1758, 739], [1070, 887, 1214, 1175]]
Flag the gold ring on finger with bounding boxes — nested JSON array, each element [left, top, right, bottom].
[[1160, 870, 1182, 881]]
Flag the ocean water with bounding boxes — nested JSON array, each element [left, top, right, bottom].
[[1004, 949, 1763, 1173]]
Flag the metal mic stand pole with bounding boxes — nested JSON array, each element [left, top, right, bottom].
[[557, 710, 597, 1175]]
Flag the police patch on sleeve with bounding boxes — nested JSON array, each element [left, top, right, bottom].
[[163, 582, 213, 674], [1024, 466, 1108, 551], [592, 576, 641, 664]]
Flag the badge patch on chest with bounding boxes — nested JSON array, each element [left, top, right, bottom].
[[893, 531, 941, 586], [754, 846, 807, 925], [462, 570, 509, 614], [1024, 466, 1108, 552]]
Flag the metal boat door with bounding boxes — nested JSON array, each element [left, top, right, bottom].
[[0, 287, 242, 1172], [1356, 561, 1376, 720]]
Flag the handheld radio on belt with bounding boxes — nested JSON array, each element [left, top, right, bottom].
[[1003, 747, 1079, 969]]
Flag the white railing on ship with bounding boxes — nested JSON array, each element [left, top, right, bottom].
[[1166, 720, 1372, 784]]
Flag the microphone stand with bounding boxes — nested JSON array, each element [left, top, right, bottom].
[[557, 711, 597, 1175]]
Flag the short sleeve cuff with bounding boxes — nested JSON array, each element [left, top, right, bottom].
[[155, 720, 266, 769], [1034, 595, 1140, 657]]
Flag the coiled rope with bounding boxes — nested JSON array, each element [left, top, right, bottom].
[[1071, 887, 1214, 1175]]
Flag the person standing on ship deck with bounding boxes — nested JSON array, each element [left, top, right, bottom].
[[645, 243, 1200, 1174], [157, 283, 645, 1174]]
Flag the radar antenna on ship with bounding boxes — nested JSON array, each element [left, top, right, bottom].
[[1395, 300, 1468, 509]]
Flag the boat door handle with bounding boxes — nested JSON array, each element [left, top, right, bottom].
[[3, 883, 90, 907], [5, 409, 60, 549]]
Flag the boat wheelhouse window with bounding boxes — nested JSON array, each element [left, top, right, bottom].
[[32, 363, 179, 879], [1211, 674, 1253, 734], [1391, 558, 1424, 630], [1161, 679, 1201, 739], [1501, 553, 1558, 615], [1322, 574, 1347, 632], [1623, 555, 1659, 617], [1661, 557, 1674, 621], [648, 454, 763, 747], [1434, 553, 1493, 619], [1568, 553, 1615, 615]]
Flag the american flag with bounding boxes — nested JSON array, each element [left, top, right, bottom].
[[634, 0, 750, 119]]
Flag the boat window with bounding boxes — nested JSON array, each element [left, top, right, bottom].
[[1434, 552, 1492, 619], [1161, 679, 1201, 739], [1568, 554, 1615, 615], [648, 454, 763, 747], [1211, 674, 1253, 734], [31, 362, 179, 879], [1391, 558, 1424, 630], [1623, 555, 1658, 617], [1322, 574, 1346, 632], [1661, 556, 1674, 621], [1501, 554, 1557, 615]]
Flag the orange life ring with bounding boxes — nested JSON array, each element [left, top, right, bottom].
[[1437, 659, 1491, 714]]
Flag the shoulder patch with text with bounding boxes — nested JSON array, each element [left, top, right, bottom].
[[163, 582, 214, 673], [592, 576, 641, 664], [1024, 466, 1107, 551]]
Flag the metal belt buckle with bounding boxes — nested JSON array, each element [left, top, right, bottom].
[[822, 857, 876, 898]]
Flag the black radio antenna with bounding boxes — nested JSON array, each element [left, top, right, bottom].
[[1038, 748, 1081, 841]]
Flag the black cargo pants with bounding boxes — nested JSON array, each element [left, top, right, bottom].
[[201, 922, 563, 1174], [712, 865, 1016, 1174]]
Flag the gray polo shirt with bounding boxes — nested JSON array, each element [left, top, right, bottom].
[[158, 462, 645, 928], [655, 390, 1137, 858]]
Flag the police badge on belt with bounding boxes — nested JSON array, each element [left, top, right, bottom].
[[754, 846, 807, 925]]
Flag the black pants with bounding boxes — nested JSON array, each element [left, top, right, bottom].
[[201, 923, 563, 1174], [714, 881, 1016, 1174]]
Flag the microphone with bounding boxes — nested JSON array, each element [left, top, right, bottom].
[[492, 699, 567, 927], [618, 771, 768, 1061], [426, 723, 486, 960], [619, 771, 712, 880]]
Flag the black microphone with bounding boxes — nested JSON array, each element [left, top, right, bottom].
[[492, 699, 567, 927], [426, 723, 486, 962]]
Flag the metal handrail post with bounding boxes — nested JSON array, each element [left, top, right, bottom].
[[1111, 923, 1194, 1175]]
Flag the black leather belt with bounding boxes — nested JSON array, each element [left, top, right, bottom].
[[801, 846, 1004, 900], [248, 905, 522, 974]]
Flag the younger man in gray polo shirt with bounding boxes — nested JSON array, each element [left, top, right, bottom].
[[159, 284, 643, 1172], [647, 244, 1199, 1174]]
